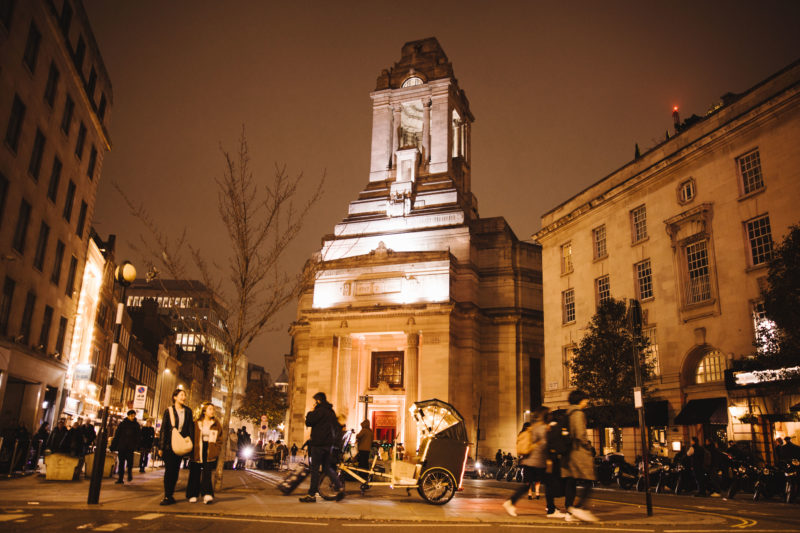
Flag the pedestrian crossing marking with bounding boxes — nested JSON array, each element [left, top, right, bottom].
[[133, 513, 164, 520], [94, 523, 127, 531], [0, 514, 31, 522]]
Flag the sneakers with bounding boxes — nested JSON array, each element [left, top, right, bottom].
[[203, 494, 214, 504], [188, 497, 197, 503], [564, 513, 578, 522], [547, 510, 567, 518], [299, 495, 316, 503], [502, 500, 517, 517], [567, 506, 598, 522]]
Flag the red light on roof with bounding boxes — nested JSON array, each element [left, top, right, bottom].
[[673, 106, 679, 112]]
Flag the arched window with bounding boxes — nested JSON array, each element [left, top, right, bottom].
[[695, 350, 725, 383]]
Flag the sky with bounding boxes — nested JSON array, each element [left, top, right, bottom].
[[83, 0, 800, 378]]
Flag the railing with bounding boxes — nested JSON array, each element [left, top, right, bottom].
[[686, 274, 712, 304]]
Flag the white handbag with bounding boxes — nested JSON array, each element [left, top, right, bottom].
[[169, 407, 193, 456]]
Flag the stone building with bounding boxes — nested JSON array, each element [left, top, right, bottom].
[[534, 59, 800, 461], [286, 38, 542, 455], [0, 0, 111, 432]]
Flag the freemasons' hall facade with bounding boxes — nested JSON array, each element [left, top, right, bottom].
[[286, 38, 542, 454]]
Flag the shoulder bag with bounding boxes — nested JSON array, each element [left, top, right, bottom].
[[170, 407, 193, 456]]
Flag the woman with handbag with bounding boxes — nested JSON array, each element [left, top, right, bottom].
[[159, 388, 195, 506], [186, 402, 223, 504]]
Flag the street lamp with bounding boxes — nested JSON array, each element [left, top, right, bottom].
[[88, 261, 136, 504]]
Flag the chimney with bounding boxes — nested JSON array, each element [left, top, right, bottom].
[[672, 106, 681, 133]]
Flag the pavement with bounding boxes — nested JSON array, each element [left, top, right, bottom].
[[0, 465, 796, 530]]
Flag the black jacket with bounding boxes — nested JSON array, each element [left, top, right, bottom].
[[112, 418, 141, 453], [140, 426, 155, 449], [159, 405, 195, 455], [305, 401, 339, 447], [47, 426, 69, 453]]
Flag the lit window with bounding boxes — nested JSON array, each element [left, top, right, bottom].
[[561, 242, 573, 274], [752, 301, 776, 353], [745, 214, 773, 266], [678, 178, 695, 203], [636, 259, 653, 300], [562, 288, 575, 324], [685, 240, 711, 304], [643, 327, 659, 376], [592, 225, 607, 259], [696, 350, 724, 383], [595, 275, 610, 306], [630, 205, 648, 243], [738, 149, 763, 195], [371, 351, 404, 388]]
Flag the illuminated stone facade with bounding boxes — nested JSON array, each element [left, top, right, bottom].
[[535, 60, 800, 460], [287, 38, 543, 455]]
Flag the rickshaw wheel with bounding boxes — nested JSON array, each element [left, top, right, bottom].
[[418, 468, 457, 505], [318, 472, 345, 501]]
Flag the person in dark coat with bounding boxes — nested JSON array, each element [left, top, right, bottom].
[[139, 419, 156, 472], [299, 392, 344, 503], [780, 436, 800, 462], [31, 422, 50, 470], [47, 419, 69, 453], [111, 410, 141, 484], [82, 420, 97, 455], [687, 436, 707, 496], [355, 420, 373, 470], [67, 420, 85, 457], [158, 388, 195, 505]]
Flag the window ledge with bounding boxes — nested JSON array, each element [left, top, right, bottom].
[[745, 263, 769, 274], [562, 320, 576, 327], [631, 236, 650, 247], [738, 187, 766, 202], [592, 255, 608, 263], [561, 270, 574, 277]]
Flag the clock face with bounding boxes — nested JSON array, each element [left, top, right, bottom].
[[402, 76, 423, 88]]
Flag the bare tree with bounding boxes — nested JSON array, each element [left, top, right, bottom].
[[119, 128, 323, 488]]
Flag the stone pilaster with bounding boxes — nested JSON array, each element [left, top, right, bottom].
[[422, 99, 431, 164], [391, 105, 402, 169], [404, 332, 419, 452]]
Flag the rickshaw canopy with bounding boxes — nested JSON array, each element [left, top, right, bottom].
[[410, 399, 468, 441]]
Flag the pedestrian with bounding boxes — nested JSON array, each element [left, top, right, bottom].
[[299, 392, 345, 503], [111, 410, 141, 484], [290, 442, 298, 463], [47, 419, 69, 453], [355, 420, 373, 470], [159, 388, 195, 506], [687, 436, 707, 496], [503, 407, 564, 517], [495, 448, 503, 465], [780, 436, 800, 462], [186, 402, 223, 504], [32, 422, 50, 469], [237, 426, 251, 470], [227, 429, 238, 469], [561, 390, 598, 522], [82, 420, 97, 455], [139, 419, 155, 472]]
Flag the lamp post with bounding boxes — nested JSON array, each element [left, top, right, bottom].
[[88, 261, 136, 504], [628, 298, 653, 516]]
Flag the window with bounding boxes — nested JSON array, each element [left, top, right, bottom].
[[47, 156, 61, 202], [685, 240, 711, 304], [12, 199, 31, 253], [738, 149, 763, 195], [746, 214, 773, 266], [696, 350, 725, 384], [33, 221, 49, 271], [75, 122, 86, 158], [678, 178, 695, 204], [61, 95, 74, 135], [87, 67, 97, 102], [0, 0, 14, 29], [5, 94, 26, 152], [63, 180, 75, 221], [630, 205, 648, 243], [592, 225, 607, 259], [65, 256, 77, 297], [595, 275, 611, 306], [75, 201, 87, 237], [87, 146, 97, 179], [74, 35, 86, 71], [370, 351, 403, 388], [20, 290, 36, 344], [38, 305, 53, 351], [44, 62, 59, 107], [562, 288, 575, 324], [55, 316, 68, 355], [28, 129, 45, 180], [752, 301, 777, 353], [561, 242, 573, 274], [51, 240, 65, 285], [563, 345, 576, 386], [0, 276, 15, 336], [98, 93, 107, 122], [59, 1, 72, 34], [642, 327, 660, 376], [635, 259, 654, 300], [22, 21, 41, 73]]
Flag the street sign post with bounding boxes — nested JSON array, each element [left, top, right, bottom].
[[133, 385, 147, 410]]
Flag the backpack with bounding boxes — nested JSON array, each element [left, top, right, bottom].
[[546, 410, 574, 459], [516, 427, 533, 456]]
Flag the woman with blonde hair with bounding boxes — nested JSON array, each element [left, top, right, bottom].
[[186, 402, 223, 504]]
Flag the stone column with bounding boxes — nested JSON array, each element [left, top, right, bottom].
[[391, 106, 402, 169], [337, 336, 352, 415], [422, 100, 431, 164], [404, 333, 419, 453]]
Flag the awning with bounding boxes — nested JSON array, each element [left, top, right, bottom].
[[674, 397, 728, 425]]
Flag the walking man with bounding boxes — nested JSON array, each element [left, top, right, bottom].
[[112, 410, 141, 484], [139, 419, 155, 472], [299, 392, 345, 502]]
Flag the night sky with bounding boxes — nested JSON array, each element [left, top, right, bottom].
[[83, 0, 800, 377]]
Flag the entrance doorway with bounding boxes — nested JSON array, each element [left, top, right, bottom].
[[372, 410, 397, 443]]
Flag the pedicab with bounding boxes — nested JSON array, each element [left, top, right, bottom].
[[318, 398, 470, 505]]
